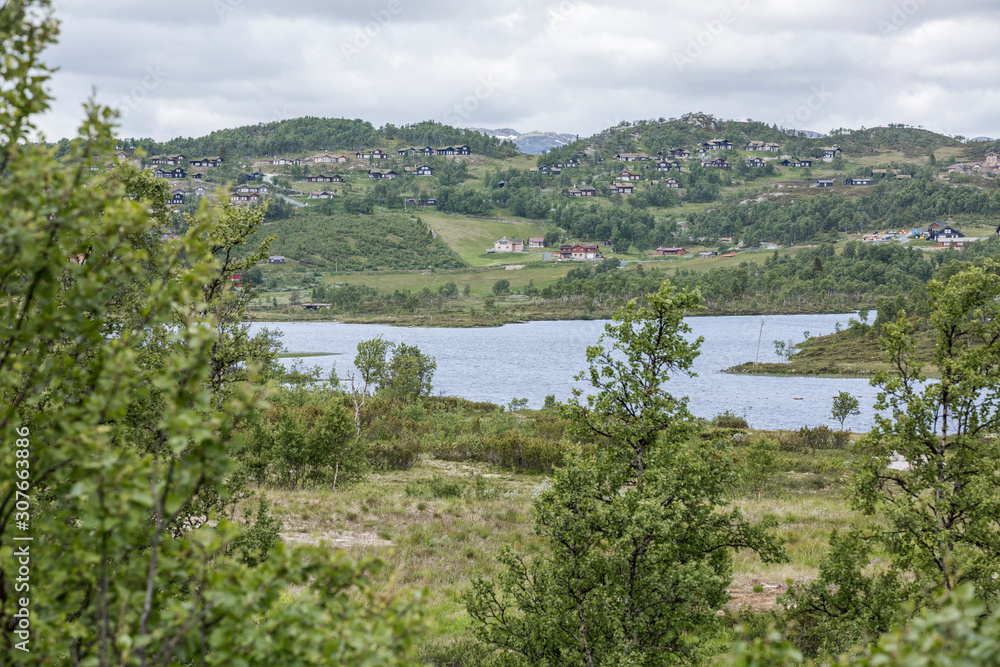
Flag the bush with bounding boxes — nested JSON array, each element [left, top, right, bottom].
[[368, 439, 422, 470], [780, 531, 905, 658], [715, 410, 750, 429], [405, 475, 463, 499], [799, 425, 841, 450], [531, 413, 570, 440], [478, 431, 565, 472], [466, 473, 509, 500], [737, 435, 779, 499], [431, 431, 566, 472], [240, 401, 364, 489], [774, 425, 847, 452], [701, 427, 749, 442]]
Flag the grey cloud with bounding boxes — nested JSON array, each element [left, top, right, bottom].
[[34, 0, 1000, 141]]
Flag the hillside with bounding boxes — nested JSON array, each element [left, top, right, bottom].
[[114, 117, 518, 160], [825, 124, 965, 157], [583, 113, 966, 162], [93, 110, 1000, 324], [253, 209, 464, 272]]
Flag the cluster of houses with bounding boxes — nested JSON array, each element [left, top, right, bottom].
[[864, 223, 979, 248], [488, 237, 601, 260], [102, 151, 225, 183], [229, 183, 271, 203], [946, 152, 1000, 176], [258, 145, 473, 167], [296, 163, 434, 185], [166, 185, 209, 206], [304, 173, 345, 183], [650, 248, 727, 259], [919, 223, 973, 247], [614, 142, 840, 165], [153, 167, 188, 179], [144, 153, 224, 168], [163, 181, 273, 206], [398, 145, 472, 156]]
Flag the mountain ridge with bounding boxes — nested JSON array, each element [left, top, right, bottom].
[[467, 127, 578, 154]]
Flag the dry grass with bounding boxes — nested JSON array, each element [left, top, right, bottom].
[[265, 458, 549, 634], [262, 452, 859, 639]]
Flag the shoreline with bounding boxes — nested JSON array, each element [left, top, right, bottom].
[[246, 306, 858, 329]]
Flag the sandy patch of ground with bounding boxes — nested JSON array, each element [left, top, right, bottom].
[[282, 530, 393, 548], [424, 459, 502, 477], [726, 579, 788, 612]]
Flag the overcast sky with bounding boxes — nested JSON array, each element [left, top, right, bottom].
[[36, 0, 1000, 142]]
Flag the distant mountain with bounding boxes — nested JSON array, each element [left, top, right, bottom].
[[468, 127, 578, 154], [969, 136, 994, 142]]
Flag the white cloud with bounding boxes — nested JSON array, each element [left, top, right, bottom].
[[33, 0, 1000, 142]]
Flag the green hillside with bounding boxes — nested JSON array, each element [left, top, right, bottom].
[[254, 209, 463, 272]]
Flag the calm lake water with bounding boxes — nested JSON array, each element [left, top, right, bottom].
[[251, 313, 883, 432]]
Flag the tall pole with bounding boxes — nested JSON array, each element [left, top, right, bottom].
[[754, 317, 764, 367]]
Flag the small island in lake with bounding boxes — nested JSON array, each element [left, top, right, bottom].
[[725, 315, 940, 377]]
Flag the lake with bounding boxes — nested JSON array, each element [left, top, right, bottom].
[[251, 313, 884, 432]]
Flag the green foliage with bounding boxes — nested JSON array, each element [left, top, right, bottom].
[[853, 261, 1000, 606], [382, 343, 437, 401], [405, 475, 464, 499], [348, 337, 436, 407], [354, 336, 393, 393], [831, 390, 861, 430], [122, 115, 379, 158], [0, 4, 423, 661], [367, 439, 422, 471], [254, 209, 463, 271], [226, 496, 283, 568], [739, 435, 780, 500], [780, 531, 905, 658], [853, 584, 1000, 666], [716, 410, 750, 429], [467, 282, 786, 665], [689, 179, 998, 245], [476, 430, 565, 472], [732, 584, 1000, 665], [492, 278, 510, 295]]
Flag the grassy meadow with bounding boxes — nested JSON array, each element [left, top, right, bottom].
[[255, 403, 866, 663]]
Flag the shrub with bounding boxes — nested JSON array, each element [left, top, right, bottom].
[[531, 413, 570, 440], [241, 401, 364, 489], [774, 425, 846, 452], [799, 425, 839, 450], [715, 410, 750, 429], [368, 439, 421, 470], [478, 431, 565, 472], [406, 475, 463, 499], [467, 473, 509, 500]]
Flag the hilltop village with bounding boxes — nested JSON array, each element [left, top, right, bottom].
[[79, 113, 1000, 325]]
